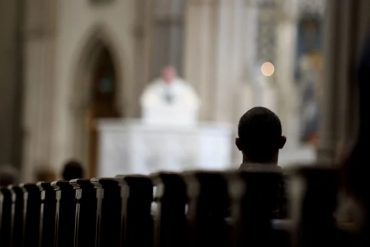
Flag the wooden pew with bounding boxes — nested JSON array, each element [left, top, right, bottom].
[[2, 167, 361, 247], [52, 181, 76, 247], [71, 179, 98, 247], [184, 171, 230, 247], [22, 183, 42, 247], [0, 187, 12, 247], [38, 182, 57, 247], [152, 172, 188, 247], [92, 178, 121, 247], [289, 166, 348, 247], [228, 169, 289, 247], [118, 175, 153, 247], [9, 185, 25, 247]]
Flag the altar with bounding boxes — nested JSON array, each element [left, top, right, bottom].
[[97, 120, 233, 176]]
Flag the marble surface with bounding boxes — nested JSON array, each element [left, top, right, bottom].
[[97, 119, 233, 176]]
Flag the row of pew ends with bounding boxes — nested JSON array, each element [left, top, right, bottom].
[[0, 166, 353, 247]]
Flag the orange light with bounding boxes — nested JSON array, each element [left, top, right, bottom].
[[260, 62, 275, 77]]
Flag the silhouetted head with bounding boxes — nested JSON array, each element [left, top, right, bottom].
[[161, 65, 177, 84], [62, 160, 84, 181], [35, 166, 56, 182], [236, 107, 286, 164], [0, 165, 18, 186]]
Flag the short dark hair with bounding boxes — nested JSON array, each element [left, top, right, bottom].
[[62, 160, 84, 181], [238, 107, 283, 162]]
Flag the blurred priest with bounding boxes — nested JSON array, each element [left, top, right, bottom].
[[141, 66, 200, 125]]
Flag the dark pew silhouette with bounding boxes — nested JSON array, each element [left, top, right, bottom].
[[52, 181, 76, 247], [22, 183, 42, 247], [229, 169, 289, 247], [92, 178, 122, 247], [38, 182, 57, 247], [10, 185, 25, 247], [71, 179, 98, 247], [0, 187, 12, 247], [185, 171, 230, 247], [118, 175, 153, 247], [3, 166, 368, 247], [152, 172, 188, 247], [290, 166, 351, 247]]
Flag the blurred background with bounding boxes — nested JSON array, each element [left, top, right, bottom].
[[0, 0, 369, 182]]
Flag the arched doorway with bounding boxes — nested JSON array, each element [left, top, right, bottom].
[[86, 46, 119, 176], [72, 31, 122, 178]]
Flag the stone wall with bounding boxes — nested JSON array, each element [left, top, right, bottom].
[[0, 0, 23, 170]]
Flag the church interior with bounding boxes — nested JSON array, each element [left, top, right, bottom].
[[1, 0, 370, 246], [0, 0, 342, 179]]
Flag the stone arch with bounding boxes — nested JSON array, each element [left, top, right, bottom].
[[70, 25, 124, 177]]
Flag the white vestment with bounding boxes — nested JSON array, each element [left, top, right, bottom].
[[141, 78, 200, 125]]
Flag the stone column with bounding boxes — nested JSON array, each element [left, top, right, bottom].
[[22, 0, 56, 181], [318, 0, 370, 163], [185, 0, 258, 165], [184, 0, 218, 120], [274, 0, 299, 148], [0, 0, 24, 170], [184, 0, 248, 123], [213, 0, 248, 123], [131, 0, 155, 118], [235, 0, 259, 120]]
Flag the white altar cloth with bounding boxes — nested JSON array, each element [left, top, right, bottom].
[[97, 120, 233, 176]]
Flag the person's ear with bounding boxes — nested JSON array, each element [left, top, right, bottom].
[[235, 138, 243, 151], [279, 136, 287, 149]]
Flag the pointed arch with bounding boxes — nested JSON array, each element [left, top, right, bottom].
[[70, 24, 124, 176]]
